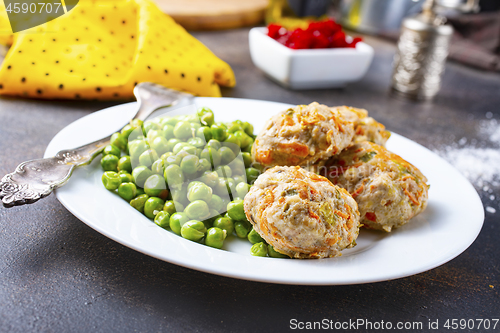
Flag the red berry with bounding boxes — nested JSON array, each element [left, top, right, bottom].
[[312, 33, 330, 49], [330, 31, 347, 48], [267, 24, 282, 39], [352, 37, 363, 45]]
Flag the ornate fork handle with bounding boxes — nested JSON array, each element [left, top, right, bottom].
[[0, 137, 110, 207], [0, 83, 193, 208]]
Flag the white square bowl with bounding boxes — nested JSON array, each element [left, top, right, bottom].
[[249, 27, 374, 89]]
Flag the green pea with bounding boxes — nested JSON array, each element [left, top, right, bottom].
[[241, 152, 252, 168], [235, 219, 252, 238], [200, 171, 219, 188], [147, 129, 163, 143], [130, 194, 149, 213], [151, 136, 169, 156], [151, 159, 165, 175], [161, 152, 173, 160], [187, 137, 205, 148], [164, 164, 185, 188], [196, 107, 214, 126], [101, 171, 121, 190], [161, 116, 178, 127], [246, 137, 254, 148], [227, 122, 243, 133], [103, 144, 121, 157], [119, 172, 134, 183], [163, 200, 177, 215], [154, 211, 171, 229], [211, 124, 227, 142], [198, 158, 211, 173], [190, 122, 201, 132], [164, 154, 182, 166], [207, 139, 221, 150], [117, 155, 132, 173], [203, 210, 220, 229], [145, 121, 162, 133], [138, 149, 159, 168], [173, 121, 193, 140], [268, 245, 288, 258], [205, 227, 226, 249], [166, 138, 182, 152], [118, 182, 137, 201], [184, 114, 199, 123], [227, 200, 246, 221], [219, 147, 236, 164], [208, 194, 224, 212], [234, 130, 252, 148], [111, 132, 127, 151], [144, 174, 168, 199], [132, 166, 153, 187], [215, 177, 236, 197], [121, 124, 135, 139], [101, 154, 119, 172], [250, 242, 268, 257], [248, 228, 265, 244], [236, 182, 250, 198], [144, 197, 165, 219], [213, 216, 234, 235], [143, 121, 160, 135], [246, 167, 260, 184], [233, 175, 246, 186], [187, 182, 213, 202], [162, 124, 175, 140], [127, 127, 145, 142], [181, 220, 207, 242], [230, 157, 245, 174], [136, 188, 145, 197], [184, 200, 210, 220], [180, 145, 197, 156], [172, 142, 189, 155], [130, 119, 144, 128], [196, 126, 212, 142], [242, 144, 252, 153], [224, 133, 240, 148], [176, 151, 190, 162], [187, 181, 204, 191], [180, 155, 199, 175], [170, 183, 188, 204], [200, 147, 221, 167], [221, 198, 231, 213], [243, 122, 254, 136], [214, 165, 230, 178], [169, 212, 189, 235], [128, 139, 149, 161]]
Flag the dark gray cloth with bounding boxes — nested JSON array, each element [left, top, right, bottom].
[[448, 11, 500, 71]]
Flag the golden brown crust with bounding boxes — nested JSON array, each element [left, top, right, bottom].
[[244, 166, 360, 258], [334, 106, 391, 146], [315, 141, 428, 232], [252, 102, 355, 167]]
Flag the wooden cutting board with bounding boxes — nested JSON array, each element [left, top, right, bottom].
[[154, 0, 269, 30]]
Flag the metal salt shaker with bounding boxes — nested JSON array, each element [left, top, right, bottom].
[[391, 0, 478, 99]]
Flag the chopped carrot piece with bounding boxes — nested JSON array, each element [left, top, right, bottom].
[[278, 142, 309, 157]]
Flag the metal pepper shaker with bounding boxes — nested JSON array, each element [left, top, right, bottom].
[[391, 0, 479, 99]]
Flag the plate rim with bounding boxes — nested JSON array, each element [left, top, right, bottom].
[[46, 97, 485, 285]]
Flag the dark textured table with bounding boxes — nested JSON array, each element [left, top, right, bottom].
[[1, 28, 499, 332]]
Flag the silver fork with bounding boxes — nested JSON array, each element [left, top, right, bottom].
[[0, 83, 193, 208]]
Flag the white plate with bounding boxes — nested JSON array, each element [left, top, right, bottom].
[[45, 98, 484, 285]]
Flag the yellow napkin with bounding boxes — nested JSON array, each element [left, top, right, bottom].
[[0, 0, 235, 99]]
